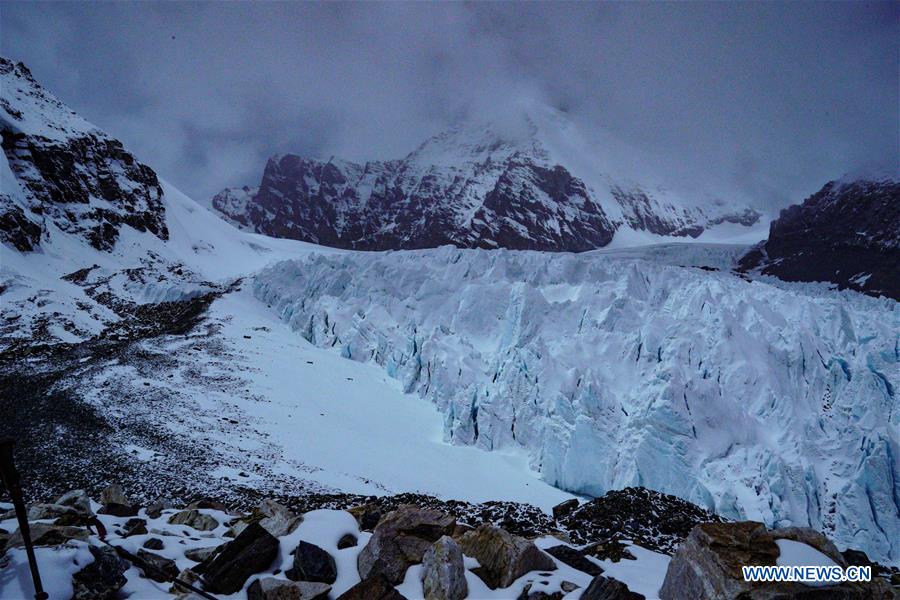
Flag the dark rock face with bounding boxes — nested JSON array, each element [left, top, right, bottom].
[[0, 203, 41, 250], [210, 125, 759, 253], [337, 533, 359, 549], [212, 153, 617, 252], [0, 58, 168, 252], [71, 545, 129, 600], [285, 540, 337, 584], [659, 521, 895, 600], [202, 521, 280, 594], [738, 178, 900, 299]]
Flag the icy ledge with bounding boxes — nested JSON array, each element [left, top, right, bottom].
[[253, 245, 900, 564]]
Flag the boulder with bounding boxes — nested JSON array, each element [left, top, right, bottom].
[[581, 575, 645, 599], [231, 499, 303, 538], [336, 573, 408, 600], [100, 483, 129, 507], [457, 524, 557, 589], [338, 533, 358, 549], [185, 545, 221, 562], [659, 521, 894, 600], [26, 503, 78, 521], [348, 503, 383, 531], [168, 509, 219, 531], [544, 544, 604, 576], [202, 522, 280, 594], [121, 517, 147, 537], [136, 548, 180, 583], [143, 537, 164, 550], [552, 499, 579, 520], [258, 499, 303, 537], [145, 497, 177, 519], [247, 577, 331, 600], [285, 540, 337, 584], [7, 522, 89, 548], [71, 545, 129, 600], [421, 536, 467, 600], [358, 505, 456, 584], [560, 581, 580, 593], [97, 483, 137, 516], [56, 489, 93, 517]]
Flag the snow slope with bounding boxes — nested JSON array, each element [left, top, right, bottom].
[[254, 246, 900, 563]]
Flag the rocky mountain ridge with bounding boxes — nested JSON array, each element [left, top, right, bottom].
[[0, 58, 168, 252], [739, 176, 900, 299], [210, 113, 761, 251]]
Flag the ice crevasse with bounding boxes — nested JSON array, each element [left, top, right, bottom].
[[252, 245, 900, 564]]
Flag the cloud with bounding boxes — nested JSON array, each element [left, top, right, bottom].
[[2, 2, 897, 212]]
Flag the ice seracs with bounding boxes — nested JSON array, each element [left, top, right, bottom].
[[254, 245, 900, 563]]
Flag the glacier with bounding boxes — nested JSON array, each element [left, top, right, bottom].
[[253, 245, 900, 563]]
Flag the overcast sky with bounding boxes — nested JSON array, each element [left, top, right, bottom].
[[2, 2, 897, 211]]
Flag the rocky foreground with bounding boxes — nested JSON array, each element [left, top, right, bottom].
[[0, 486, 896, 599]]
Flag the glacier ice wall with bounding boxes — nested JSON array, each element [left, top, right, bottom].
[[253, 246, 900, 562]]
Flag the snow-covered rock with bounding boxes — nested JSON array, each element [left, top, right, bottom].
[[254, 245, 900, 563], [211, 108, 761, 251]]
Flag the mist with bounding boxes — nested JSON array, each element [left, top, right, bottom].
[[2, 1, 897, 212]]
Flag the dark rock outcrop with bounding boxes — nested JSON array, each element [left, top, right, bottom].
[[739, 177, 900, 299], [285, 540, 337, 584], [202, 522, 279, 594], [0, 58, 168, 253]]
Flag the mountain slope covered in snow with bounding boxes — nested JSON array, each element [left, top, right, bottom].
[[211, 107, 762, 252], [254, 246, 900, 563]]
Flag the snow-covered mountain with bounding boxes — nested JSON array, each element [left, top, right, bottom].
[[210, 108, 762, 251], [2, 55, 898, 571], [739, 175, 900, 300]]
